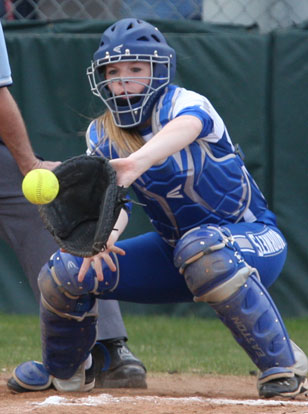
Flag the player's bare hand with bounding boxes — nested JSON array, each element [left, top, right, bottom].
[[78, 244, 125, 283], [31, 159, 61, 172], [109, 157, 145, 188]]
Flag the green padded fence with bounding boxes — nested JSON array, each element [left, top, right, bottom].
[[0, 20, 307, 316], [269, 27, 308, 316]]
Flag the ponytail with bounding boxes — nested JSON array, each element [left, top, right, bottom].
[[96, 111, 145, 158]]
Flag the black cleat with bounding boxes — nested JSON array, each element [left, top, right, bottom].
[[259, 375, 308, 398], [92, 338, 147, 389]]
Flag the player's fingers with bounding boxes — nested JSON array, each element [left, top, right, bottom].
[[78, 258, 92, 282], [103, 253, 117, 272], [109, 245, 126, 256], [40, 160, 61, 171], [93, 256, 104, 281]]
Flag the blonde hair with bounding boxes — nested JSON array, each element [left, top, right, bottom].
[[96, 111, 145, 158]]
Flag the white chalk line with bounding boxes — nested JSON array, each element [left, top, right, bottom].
[[31, 393, 308, 407]]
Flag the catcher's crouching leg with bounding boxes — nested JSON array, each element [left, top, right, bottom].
[[8, 249, 119, 393], [174, 225, 308, 399]]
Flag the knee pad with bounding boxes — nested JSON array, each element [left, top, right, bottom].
[[174, 225, 296, 374], [174, 225, 250, 302], [38, 249, 119, 321]]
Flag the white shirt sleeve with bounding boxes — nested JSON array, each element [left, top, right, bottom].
[[0, 22, 13, 87]]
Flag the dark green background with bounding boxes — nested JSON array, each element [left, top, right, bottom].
[[1, 20, 307, 316]]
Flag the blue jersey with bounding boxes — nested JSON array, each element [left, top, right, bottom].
[[87, 85, 277, 246], [0, 22, 12, 87]]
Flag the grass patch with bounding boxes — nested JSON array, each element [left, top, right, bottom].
[[1, 313, 308, 376]]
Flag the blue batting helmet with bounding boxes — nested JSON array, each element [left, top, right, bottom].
[[87, 18, 176, 128]]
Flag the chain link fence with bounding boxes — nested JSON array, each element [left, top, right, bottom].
[[203, 0, 308, 31], [0, 0, 308, 31]]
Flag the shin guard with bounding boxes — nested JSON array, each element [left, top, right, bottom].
[[211, 273, 295, 372], [174, 225, 297, 378], [37, 248, 119, 379], [40, 304, 97, 379]]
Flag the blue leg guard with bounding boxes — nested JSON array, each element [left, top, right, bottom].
[[174, 225, 299, 378], [40, 304, 96, 379], [212, 273, 294, 371], [37, 249, 119, 379]]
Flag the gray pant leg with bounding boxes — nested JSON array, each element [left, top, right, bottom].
[[0, 144, 127, 339], [97, 300, 127, 340], [0, 145, 57, 299]]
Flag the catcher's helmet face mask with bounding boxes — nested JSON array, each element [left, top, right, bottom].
[[104, 60, 152, 106], [87, 18, 176, 128]]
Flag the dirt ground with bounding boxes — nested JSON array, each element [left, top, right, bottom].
[[1, 372, 308, 414]]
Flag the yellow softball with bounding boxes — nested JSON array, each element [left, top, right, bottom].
[[22, 169, 59, 205]]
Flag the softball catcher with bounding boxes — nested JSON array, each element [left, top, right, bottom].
[[8, 18, 308, 398]]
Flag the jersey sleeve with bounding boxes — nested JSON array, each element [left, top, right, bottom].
[[0, 23, 13, 87], [172, 88, 225, 142]]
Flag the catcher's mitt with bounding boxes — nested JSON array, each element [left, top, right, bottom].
[[38, 155, 128, 257]]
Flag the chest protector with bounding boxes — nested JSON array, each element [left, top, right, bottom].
[[133, 141, 251, 246]]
